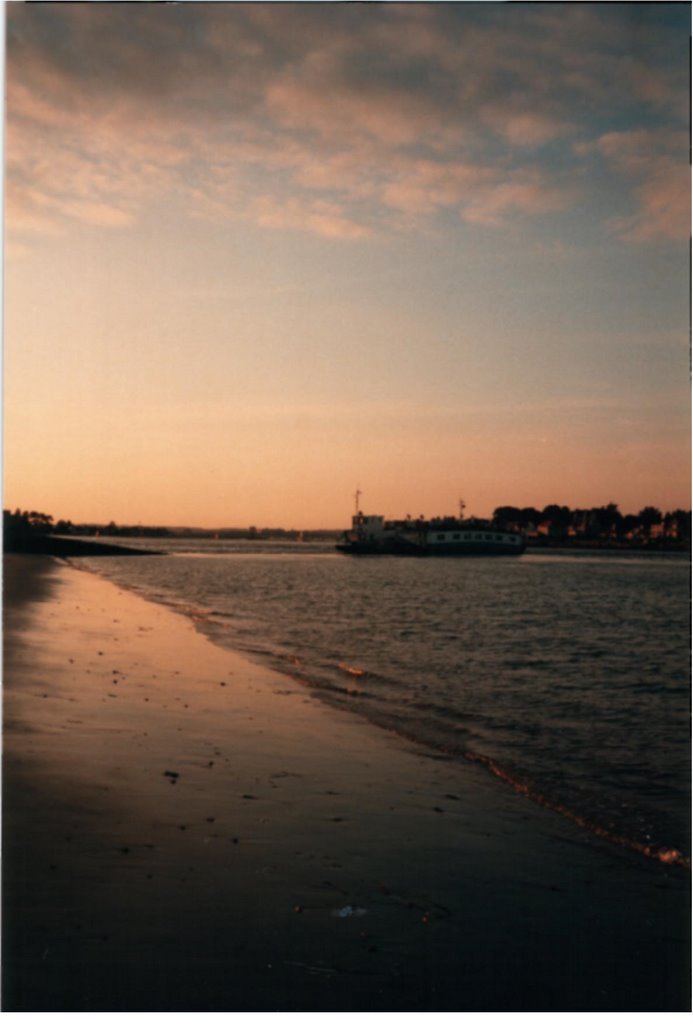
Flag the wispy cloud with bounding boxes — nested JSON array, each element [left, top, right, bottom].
[[6, 3, 688, 245], [577, 129, 690, 242], [251, 194, 372, 240], [460, 170, 577, 227]]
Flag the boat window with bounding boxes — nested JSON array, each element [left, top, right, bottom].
[[474, 533, 482, 540], [453, 533, 460, 540], [484, 534, 492, 540], [437, 533, 445, 540]]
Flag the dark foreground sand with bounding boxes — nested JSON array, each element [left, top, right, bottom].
[[2, 555, 690, 1012]]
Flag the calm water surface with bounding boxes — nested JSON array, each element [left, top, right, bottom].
[[83, 541, 690, 862]]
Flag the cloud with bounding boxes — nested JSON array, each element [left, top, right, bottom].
[[381, 161, 495, 216], [585, 130, 690, 242], [265, 61, 449, 149], [251, 195, 371, 240], [480, 108, 570, 148], [461, 172, 576, 226], [5, 3, 688, 245], [624, 164, 690, 243], [378, 159, 575, 227]]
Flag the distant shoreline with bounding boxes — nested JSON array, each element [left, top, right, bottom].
[[3, 532, 689, 557], [3, 535, 163, 557]]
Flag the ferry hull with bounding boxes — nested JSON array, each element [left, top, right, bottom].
[[426, 541, 525, 556]]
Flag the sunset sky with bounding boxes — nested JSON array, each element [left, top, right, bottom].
[[5, 2, 690, 529]]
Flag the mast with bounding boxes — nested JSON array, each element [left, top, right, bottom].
[[355, 488, 362, 515]]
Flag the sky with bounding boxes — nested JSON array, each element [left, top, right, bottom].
[[4, 1, 690, 530]]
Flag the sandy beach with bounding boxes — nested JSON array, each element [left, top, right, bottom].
[[2, 554, 689, 1012]]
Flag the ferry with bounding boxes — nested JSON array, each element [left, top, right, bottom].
[[336, 499, 526, 557]]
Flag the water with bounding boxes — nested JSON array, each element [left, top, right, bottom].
[[81, 540, 690, 864]]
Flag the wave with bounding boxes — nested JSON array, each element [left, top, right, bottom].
[[464, 752, 690, 870]]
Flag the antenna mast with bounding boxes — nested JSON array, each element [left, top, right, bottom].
[[355, 488, 362, 514], [459, 498, 466, 520]]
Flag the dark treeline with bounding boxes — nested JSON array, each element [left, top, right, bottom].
[[2, 510, 159, 556], [3, 509, 168, 546], [4, 509, 56, 548], [491, 503, 690, 548]]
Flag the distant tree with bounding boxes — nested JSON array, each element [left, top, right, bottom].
[[541, 504, 572, 530], [569, 509, 589, 535], [492, 506, 521, 528], [593, 503, 623, 538], [519, 507, 541, 529], [621, 513, 640, 538], [664, 509, 691, 540], [26, 510, 54, 533], [638, 506, 663, 536], [3, 508, 55, 550]]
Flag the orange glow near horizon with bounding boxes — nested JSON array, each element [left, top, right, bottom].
[[4, 4, 690, 529]]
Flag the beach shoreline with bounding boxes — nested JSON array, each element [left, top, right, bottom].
[[2, 554, 690, 1011]]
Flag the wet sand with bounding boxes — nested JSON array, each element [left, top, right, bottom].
[[2, 555, 690, 1011]]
